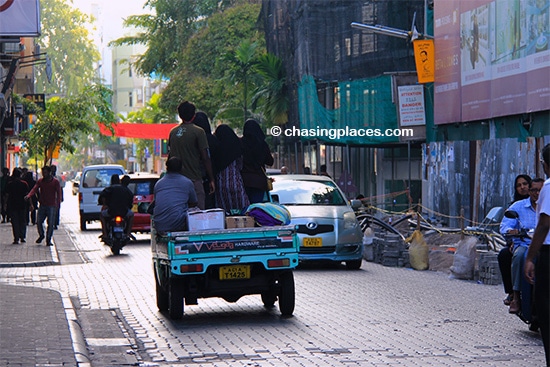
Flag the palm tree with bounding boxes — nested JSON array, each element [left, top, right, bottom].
[[225, 40, 260, 121], [251, 53, 288, 126]]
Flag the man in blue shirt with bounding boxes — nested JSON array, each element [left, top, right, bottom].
[[500, 178, 544, 314], [153, 157, 198, 233]]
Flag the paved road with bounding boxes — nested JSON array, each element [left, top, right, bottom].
[[0, 186, 546, 366]]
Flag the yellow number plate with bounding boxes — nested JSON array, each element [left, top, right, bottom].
[[219, 265, 250, 280], [303, 237, 322, 247]]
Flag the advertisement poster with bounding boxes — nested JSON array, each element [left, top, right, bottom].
[[0, 0, 40, 37], [434, 0, 550, 124]]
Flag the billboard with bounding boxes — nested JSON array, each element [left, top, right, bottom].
[[0, 0, 40, 37], [434, 0, 550, 124]]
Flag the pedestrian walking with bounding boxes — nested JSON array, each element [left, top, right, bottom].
[[1, 167, 11, 223], [525, 143, 550, 366], [240, 119, 274, 204], [5, 168, 29, 244], [25, 166, 62, 246], [23, 170, 37, 225], [51, 165, 63, 229], [212, 124, 249, 214], [168, 101, 215, 209]]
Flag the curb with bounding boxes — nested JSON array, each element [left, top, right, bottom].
[[61, 292, 91, 366]]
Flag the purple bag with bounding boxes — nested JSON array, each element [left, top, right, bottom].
[[245, 203, 291, 226]]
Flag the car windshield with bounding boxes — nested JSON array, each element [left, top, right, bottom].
[[82, 169, 122, 188], [271, 179, 346, 205], [128, 181, 155, 196]]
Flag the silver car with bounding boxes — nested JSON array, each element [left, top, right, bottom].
[[269, 175, 363, 269]]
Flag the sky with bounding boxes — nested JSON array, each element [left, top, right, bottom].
[[71, 0, 152, 83]]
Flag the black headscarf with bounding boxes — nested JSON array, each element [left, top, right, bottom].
[[214, 124, 242, 172], [194, 112, 218, 151], [242, 119, 267, 167]]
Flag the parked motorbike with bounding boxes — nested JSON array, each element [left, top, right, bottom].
[[503, 210, 538, 331], [105, 215, 129, 255]]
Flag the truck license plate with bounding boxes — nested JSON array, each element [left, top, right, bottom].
[[303, 237, 322, 247], [219, 265, 250, 280]]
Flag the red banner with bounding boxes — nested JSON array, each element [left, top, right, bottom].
[[97, 122, 178, 139]]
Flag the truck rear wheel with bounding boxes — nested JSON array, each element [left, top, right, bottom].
[[155, 271, 169, 312], [80, 217, 86, 231], [169, 278, 184, 319], [278, 271, 295, 316]]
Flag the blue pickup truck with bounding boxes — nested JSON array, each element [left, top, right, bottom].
[[152, 225, 299, 319]]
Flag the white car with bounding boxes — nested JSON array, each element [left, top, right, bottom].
[[78, 164, 126, 230], [269, 174, 363, 269]]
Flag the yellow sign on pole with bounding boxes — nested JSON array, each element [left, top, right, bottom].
[[48, 142, 61, 159], [413, 39, 435, 83]]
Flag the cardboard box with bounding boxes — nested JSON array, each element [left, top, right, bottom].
[[187, 209, 225, 231], [226, 216, 255, 229]]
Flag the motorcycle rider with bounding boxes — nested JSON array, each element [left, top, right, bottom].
[[98, 174, 134, 240], [500, 178, 543, 314]]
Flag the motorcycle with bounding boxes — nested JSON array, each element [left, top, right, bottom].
[[105, 215, 129, 255], [503, 210, 539, 331]]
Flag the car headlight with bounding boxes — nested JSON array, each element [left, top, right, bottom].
[[343, 211, 358, 229]]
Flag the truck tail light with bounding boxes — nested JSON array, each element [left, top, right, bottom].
[[267, 258, 290, 268], [180, 264, 203, 273]]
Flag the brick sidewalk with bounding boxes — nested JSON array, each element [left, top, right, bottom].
[[0, 222, 82, 366], [0, 221, 57, 267]]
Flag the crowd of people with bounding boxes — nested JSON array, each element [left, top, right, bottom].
[[0, 165, 63, 246], [155, 101, 275, 232]]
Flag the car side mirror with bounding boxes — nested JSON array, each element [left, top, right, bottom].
[[350, 199, 362, 210]]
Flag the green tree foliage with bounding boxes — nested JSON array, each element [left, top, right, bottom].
[[35, 0, 100, 96], [159, 3, 265, 124], [111, 0, 240, 79], [20, 85, 116, 166]]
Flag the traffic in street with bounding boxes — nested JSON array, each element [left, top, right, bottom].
[[0, 185, 546, 366]]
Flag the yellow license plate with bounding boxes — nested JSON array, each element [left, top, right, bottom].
[[303, 237, 322, 247], [219, 265, 250, 280]]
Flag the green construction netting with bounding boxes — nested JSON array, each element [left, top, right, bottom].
[[297, 74, 399, 145]]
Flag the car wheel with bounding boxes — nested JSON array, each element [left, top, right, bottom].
[[278, 271, 295, 316], [80, 217, 86, 231], [169, 278, 184, 319], [346, 259, 362, 270]]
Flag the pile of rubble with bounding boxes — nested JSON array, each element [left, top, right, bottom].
[[362, 226, 502, 285]]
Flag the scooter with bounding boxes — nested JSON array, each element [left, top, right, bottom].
[[105, 215, 130, 255], [503, 210, 539, 331]]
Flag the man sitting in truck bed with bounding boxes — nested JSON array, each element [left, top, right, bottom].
[[153, 157, 198, 233]]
